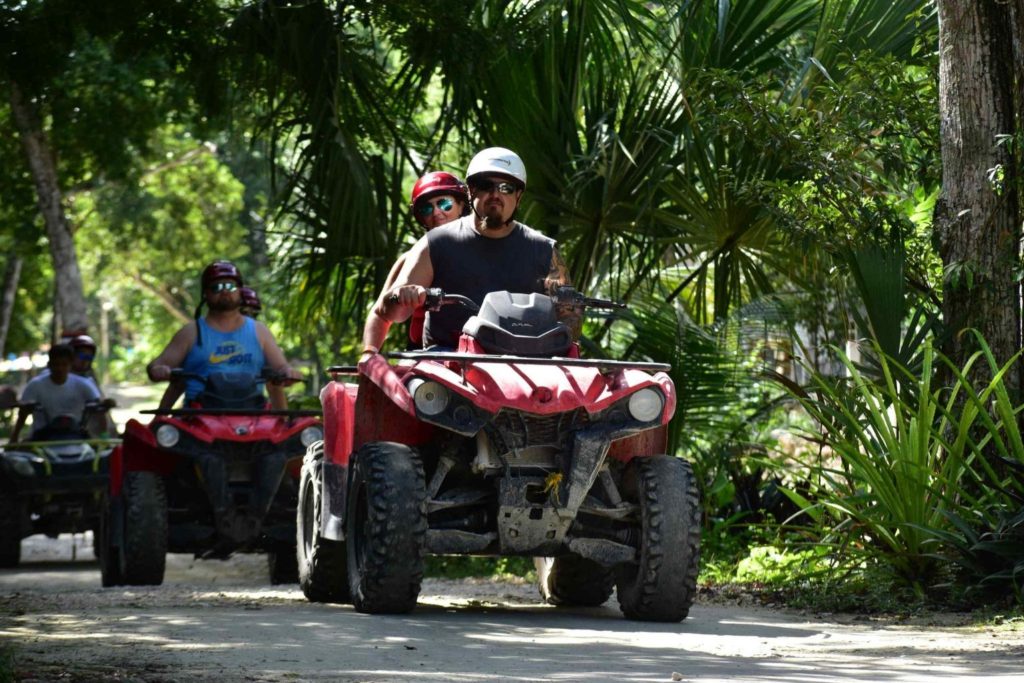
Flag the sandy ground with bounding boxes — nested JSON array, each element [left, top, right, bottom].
[[0, 535, 1021, 683]]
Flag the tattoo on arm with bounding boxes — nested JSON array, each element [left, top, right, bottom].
[[545, 247, 583, 340]]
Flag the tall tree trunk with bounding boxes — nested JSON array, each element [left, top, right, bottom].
[[0, 256, 23, 358], [934, 1, 1022, 394], [8, 79, 90, 335]]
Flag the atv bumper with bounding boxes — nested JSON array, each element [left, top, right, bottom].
[[1, 456, 109, 497]]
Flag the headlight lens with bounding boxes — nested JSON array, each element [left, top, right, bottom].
[[300, 426, 324, 447], [627, 388, 664, 422], [10, 455, 37, 477], [155, 424, 180, 448], [408, 378, 450, 416]]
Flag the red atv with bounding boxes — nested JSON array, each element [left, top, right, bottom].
[[298, 288, 700, 621], [99, 370, 322, 586]]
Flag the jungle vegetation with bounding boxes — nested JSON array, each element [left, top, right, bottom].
[[2, 0, 1022, 609]]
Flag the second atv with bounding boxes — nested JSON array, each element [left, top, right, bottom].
[[99, 370, 322, 586]]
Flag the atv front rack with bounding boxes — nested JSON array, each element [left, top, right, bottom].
[[141, 408, 322, 417], [3, 437, 122, 449], [330, 353, 671, 373]]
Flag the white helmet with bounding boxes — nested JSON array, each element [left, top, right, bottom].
[[465, 147, 527, 189]]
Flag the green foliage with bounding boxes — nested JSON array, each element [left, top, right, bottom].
[[425, 555, 534, 581], [734, 545, 831, 584], [0, 644, 12, 683], [785, 334, 1024, 600]]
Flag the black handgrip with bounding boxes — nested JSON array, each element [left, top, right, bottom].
[[261, 368, 305, 385], [552, 286, 626, 310], [387, 288, 478, 313], [169, 369, 204, 381]]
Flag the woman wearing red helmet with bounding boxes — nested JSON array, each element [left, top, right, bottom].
[[362, 171, 469, 353], [409, 171, 469, 230], [239, 287, 263, 318]]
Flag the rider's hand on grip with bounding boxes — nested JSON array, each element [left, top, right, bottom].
[[149, 364, 172, 381], [386, 285, 427, 309], [263, 367, 303, 386]]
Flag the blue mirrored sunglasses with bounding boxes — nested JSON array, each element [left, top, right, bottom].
[[415, 196, 456, 217], [209, 281, 238, 293]]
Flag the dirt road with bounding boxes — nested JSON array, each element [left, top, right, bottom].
[[1, 535, 1022, 683]]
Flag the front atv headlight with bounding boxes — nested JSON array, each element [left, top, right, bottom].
[[6, 454, 38, 477], [407, 378, 450, 416], [155, 424, 180, 448], [300, 426, 323, 447], [627, 388, 664, 423]]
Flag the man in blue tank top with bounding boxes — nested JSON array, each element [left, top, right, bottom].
[[146, 261, 300, 409], [361, 147, 581, 355]]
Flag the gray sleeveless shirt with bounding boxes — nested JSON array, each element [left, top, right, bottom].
[[424, 216, 555, 348]]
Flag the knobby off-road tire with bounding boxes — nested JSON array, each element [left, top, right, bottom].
[[0, 495, 22, 568], [347, 442, 426, 614], [616, 455, 701, 622], [535, 556, 615, 607], [98, 494, 124, 587], [268, 546, 300, 585], [297, 456, 350, 602], [122, 471, 167, 586]]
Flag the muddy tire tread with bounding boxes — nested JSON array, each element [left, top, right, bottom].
[[122, 471, 167, 586], [0, 496, 21, 568], [537, 556, 615, 607], [616, 455, 701, 622], [297, 454, 350, 602], [98, 494, 123, 587], [347, 442, 426, 614], [268, 547, 300, 585]]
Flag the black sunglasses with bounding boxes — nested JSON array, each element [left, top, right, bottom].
[[415, 196, 456, 217], [209, 281, 238, 293], [472, 180, 518, 195]]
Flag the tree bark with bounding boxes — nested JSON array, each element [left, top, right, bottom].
[[934, 1, 1022, 394], [8, 79, 90, 335], [0, 256, 23, 358], [130, 272, 192, 324]]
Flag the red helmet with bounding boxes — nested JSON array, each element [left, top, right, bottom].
[[410, 172, 468, 225], [201, 260, 244, 290], [239, 286, 262, 312], [68, 334, 97, 352]]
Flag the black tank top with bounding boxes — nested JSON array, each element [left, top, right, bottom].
[[425, 216, 555, 348]]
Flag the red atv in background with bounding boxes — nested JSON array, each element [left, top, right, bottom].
[[99, 370, 322, 587], [298, 288, 700, 622]]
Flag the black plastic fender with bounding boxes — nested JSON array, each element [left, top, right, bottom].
[[320, 460, 348, 542]]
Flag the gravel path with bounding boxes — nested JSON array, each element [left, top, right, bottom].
[[1, 535, 1022, 682]]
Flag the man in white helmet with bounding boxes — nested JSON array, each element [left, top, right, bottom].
[[361, 147, 580, 355]]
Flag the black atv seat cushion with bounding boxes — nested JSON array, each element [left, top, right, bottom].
[[462, 291, 572, 357]]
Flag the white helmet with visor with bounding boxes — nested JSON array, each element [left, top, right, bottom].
[[465, 147, 527, 189]]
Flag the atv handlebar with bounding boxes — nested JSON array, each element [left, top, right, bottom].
[[168, 368, 304, 386], [387, 286, 624, 313], [552, 286, 626, 310], [387, 288, 479, 313], [84, 398, 116, 412]]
